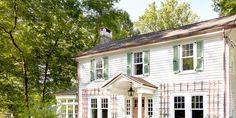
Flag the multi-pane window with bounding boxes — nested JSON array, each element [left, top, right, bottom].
[[192, 96, 203, 118], [147, 99, 153, 117], [90, 98, 109, 118], [91, 98, 98, 118], [126, 99, 131, 115], [134, 52, 143, 75], [101, 98, 108, 118], [57, 98, 78, 118], [182, 43, 194, 71], [96, 59, 103, 79], [174, 96, 185, 118]]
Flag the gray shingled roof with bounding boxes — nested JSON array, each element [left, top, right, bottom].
[[55, 89, 77, 95], [75, 14, 236, 58], [102, 73, 157, 89]]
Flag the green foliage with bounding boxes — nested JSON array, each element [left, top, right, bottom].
[[213, 0, 236, 16], [135, 0, 199, 33], [0, 0, 134, 117]]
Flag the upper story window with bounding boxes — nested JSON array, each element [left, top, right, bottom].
[[96, 59, 103, 79], [134, 52, 143, 75], [90, 57, 109, 81], [182, 43, 194, 71], [127, 50, 150, 76], [173, 41, 204, 74]]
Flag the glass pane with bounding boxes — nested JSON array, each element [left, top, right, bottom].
[[96, 69, 103, 79], [135, 64, 143, 75], [183, 58, 193, 70], [68, 99, 73, 103], [192, 110, 203, 118], [91, 109, 97, 118], [175, 110, 185, 118], [91, 99, 97, 108], [102, 109, 108, 118]]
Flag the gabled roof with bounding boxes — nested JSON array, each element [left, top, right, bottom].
[[75, 14, 236, 58], [102, 73, 157, 89], [55, 89, 77, 95]]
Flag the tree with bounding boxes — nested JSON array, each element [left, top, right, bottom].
[[0, 0, 134, 117], [135, 0, 199, 33], [213, 0, 236, 16]]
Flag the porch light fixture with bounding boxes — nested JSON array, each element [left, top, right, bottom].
[[128, 83, 134, 97]]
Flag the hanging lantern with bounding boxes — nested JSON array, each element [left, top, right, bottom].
[[128, 83, 134, 96]]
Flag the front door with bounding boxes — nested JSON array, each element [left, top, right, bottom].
[[133, 98, 145, 118]]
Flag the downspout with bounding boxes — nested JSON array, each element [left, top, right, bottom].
[[222, 29, 227, 118], [77, 61, 80, 118]]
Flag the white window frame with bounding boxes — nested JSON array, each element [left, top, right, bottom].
[[94, 58, 104, 80], [88, 96, 110, 118], [170, 93, 207, 118], [101, 98, 109, 117], [133, 51, 144, 75], [126, 99, 131, 116], [179, 42, 197, 73], [146, 98, 153, 118], [191, 96, 204, 116], [174, 96, 185, 118], [56, 96, 78, 118]]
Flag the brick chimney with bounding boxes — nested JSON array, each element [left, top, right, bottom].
[[100, 28, 112, 44]]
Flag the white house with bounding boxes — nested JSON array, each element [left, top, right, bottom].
[[70, 14, 236, 118]]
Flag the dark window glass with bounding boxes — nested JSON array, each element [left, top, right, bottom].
[[175, 110, 185, 118], [192, 110, 203, 118], [101, 109, 108, 118], [91, 109, 97, 118]]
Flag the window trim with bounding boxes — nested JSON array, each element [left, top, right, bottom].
[[146, 98, 153, 118], [171, 93, 207, 118], [133, 51, 144, 75], [126, 99, 131, 116], [95, 58, 104, 80], [89, 96, 110, 118], [179, 42, 197, 73], [56, 97, 78, 118]]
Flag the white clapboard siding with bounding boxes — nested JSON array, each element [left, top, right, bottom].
[[78, 32, 232, 118]]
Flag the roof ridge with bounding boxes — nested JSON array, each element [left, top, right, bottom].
[[75, 14, 236, 58]]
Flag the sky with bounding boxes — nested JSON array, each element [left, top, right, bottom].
[[116, 0, 219, 22]]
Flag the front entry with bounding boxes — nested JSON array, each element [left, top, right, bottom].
[[132, 98, 145, 118]]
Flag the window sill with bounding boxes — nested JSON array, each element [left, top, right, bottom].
[[179, 70, 197, 75], [133, 74, 144, 78], [93, 79, 106, 82]]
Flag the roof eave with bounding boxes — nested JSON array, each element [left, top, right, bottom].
[[75, 24, 236, 59]]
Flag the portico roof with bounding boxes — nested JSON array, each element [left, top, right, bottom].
[[102, 73, 157, 89]]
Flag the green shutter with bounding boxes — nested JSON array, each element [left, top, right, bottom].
[[143, 50, 150, 76], [127, 52, 132, 75], [173, 45, 180, 73], [196, 41, 204, 72], [103, 57, 109, 80], [90, 59, 95, 81]]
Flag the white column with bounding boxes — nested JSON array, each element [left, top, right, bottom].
[[138, 93, 142, 118]]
